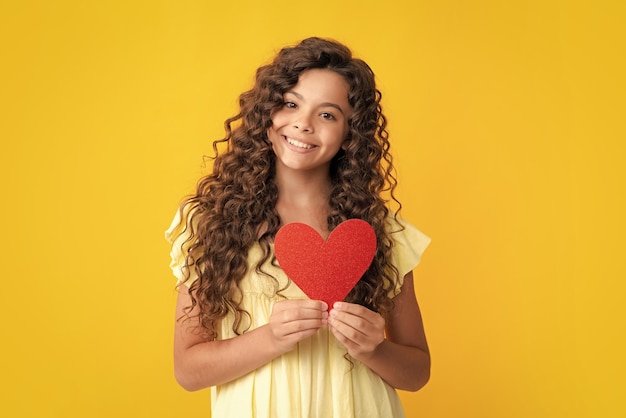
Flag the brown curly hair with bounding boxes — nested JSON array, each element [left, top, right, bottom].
[[176, 37, 402, 339]]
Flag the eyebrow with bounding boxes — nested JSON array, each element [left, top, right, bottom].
[[285, 90, 346, 115]]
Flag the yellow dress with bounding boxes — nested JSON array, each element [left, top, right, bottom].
[[166, 213, 430, 418]]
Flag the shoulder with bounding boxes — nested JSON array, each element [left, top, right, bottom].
[[386, 214, 431, 279], [165, 203, 199, 243], [165, 203, 201, 286], [387, 214, 431, 256]]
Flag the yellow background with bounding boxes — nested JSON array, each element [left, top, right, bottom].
[[1, 0, 624, 417]]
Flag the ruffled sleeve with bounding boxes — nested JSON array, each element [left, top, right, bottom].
[[387, 216, 431, 297], [164, 207, 198, 287]]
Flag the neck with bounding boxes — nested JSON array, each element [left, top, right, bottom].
[[274, 164, 333, 236], [275, 162, 332, 201]]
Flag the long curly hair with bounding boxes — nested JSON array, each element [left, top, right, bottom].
[[176, 37, 402, 339]]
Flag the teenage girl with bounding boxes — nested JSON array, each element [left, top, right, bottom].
[[166, 37, 431, 418]]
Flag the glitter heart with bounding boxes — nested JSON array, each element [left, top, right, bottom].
[[274, 219, 377, 309]]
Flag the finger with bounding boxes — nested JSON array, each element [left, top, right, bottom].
[[328, 323, 350, 346], [328, 313, 366, 344], [274, 308, 328, 326], [328, 321, 365, 356], [331, 302, 383, 328], [283, 318, 327, 335], [284, 327, 321, 345], [328, 309, 372, 334], [332, 302, 375, 319], [274, 299, 328, 314]]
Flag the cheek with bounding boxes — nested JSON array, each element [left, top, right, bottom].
[[267, 113, 282, 137], [270, 109, 288, 127], [266, 126, 277, 145], [267, 125, 283, 149]]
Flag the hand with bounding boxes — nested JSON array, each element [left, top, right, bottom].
[[268, 299, 328, 354], [328, 302, 385, 360]]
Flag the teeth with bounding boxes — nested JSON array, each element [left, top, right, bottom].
[[286, 137, 314, 149]]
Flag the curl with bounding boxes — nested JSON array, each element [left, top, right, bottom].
[[175, 37, 404, 338]]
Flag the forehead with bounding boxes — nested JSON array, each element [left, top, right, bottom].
[[288, 69, 351, 108]]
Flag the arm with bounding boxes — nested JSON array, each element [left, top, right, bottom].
[[328, 271, 430, 391], [174, 285, 328, 391]]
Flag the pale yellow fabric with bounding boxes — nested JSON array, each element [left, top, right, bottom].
[[165, 213, 430, 418]]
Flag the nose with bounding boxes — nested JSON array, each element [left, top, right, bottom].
[[293, 112, 313, 132]]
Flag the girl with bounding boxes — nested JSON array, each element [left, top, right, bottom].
[[166, 37, 431, 418]]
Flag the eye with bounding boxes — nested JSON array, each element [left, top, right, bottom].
[[284, 101, 297, 109], [320, 112, 336, 120]]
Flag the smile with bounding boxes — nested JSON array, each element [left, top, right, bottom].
[[284, 136, 315, 150]]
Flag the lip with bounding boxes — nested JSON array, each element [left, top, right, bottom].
[[282, 135, 317, 152]]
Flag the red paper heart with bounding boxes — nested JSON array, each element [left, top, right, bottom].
[[274, 219, 377, 309]]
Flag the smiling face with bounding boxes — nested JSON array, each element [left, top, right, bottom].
[[267, 69, 352, 174]]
